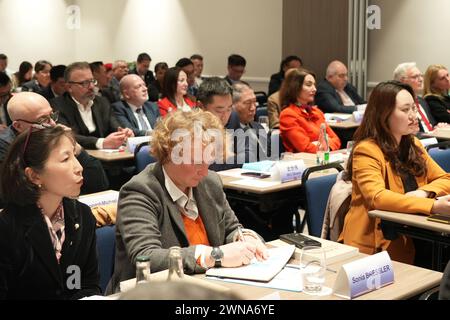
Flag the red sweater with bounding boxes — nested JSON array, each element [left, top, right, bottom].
[[280, 104, 341, 153], [157, 97, 196, 117]]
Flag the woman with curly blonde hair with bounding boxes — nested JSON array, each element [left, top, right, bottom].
[[108, 109, 267, 294]]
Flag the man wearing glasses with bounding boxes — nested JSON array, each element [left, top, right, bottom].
[[0, 92, 109, 196], [315, 60, 366, 114], [51, 62, 134, 150], [0, 72, 12, 132]]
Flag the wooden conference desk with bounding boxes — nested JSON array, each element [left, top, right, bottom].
[[424, 128, 450, 140], [369, 210, 450, 271], [86, 149, 134, 162], [193, 245, 442, 300]]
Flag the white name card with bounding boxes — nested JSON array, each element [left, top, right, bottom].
[[333, 251, 394, 299], [272, 160, 305, 183], [127, 136, 151, 153], [352, 110, 364, 124]]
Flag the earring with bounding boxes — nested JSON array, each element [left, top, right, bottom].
[[38, 184, 42, 189]]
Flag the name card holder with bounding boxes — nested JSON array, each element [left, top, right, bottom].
[[333, 251, 394, 299], [272, 160, 305, 183]]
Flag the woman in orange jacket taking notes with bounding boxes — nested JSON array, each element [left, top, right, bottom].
[[340, 81, 450, 265]]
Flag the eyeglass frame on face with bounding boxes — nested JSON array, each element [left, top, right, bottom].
[[68, 79, 98, 88], [406, 74, 423, 81], [15, 111, 59, 129]]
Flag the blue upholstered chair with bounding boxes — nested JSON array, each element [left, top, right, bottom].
[[96, 225, 116, 293]]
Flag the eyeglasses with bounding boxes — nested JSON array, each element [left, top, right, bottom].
[[16, 111, 59, 129], [68, 79, 98, 88], [408, 74, 423, 80]]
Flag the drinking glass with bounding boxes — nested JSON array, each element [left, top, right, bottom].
[[300, 246, 326, 295], [346, 141, 354, 155]]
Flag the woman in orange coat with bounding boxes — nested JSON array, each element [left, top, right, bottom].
[[340, 81, 450, 264], [279, 68, 341, 153], [157, 67, 196, 117]]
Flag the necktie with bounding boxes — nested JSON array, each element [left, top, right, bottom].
[[415, 100, 433, 132], [136, 108, 149, 131]]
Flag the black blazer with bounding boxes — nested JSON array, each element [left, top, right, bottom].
[[21, 80, 49, 97], [424, 94, 450, 124], [0, 198, 100, 299], [417, 96, 437, 129], [51, 93, 121, 149], [315, 79, 366, 114], [268, 72, 283, 96], [112, 100, 160, 136]]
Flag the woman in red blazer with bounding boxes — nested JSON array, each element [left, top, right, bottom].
[[279, 68, 341, 153], [157, 67, 196, 117]]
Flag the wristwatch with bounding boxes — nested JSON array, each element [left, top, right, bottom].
[[210, 247, 224, 268]]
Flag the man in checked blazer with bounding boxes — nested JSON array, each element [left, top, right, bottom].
[[112, 74, 160, 136]]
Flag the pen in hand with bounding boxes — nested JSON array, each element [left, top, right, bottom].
[[237, 226, 246, 242]]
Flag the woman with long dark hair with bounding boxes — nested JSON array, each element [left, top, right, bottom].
[[341, 81, 450, 264]]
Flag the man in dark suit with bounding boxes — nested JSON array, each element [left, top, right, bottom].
[[315, 60, 366, 114], [42, 64, 67, 102], [224, 54, 246, 86], [129, 53, 159, 102], [112, 74, 160, 136], [50, 62, 133, 150], [230, 82, 271, 164]]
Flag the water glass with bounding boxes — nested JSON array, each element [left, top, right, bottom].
[[300, 246, 326, 295], [346, 141, 354, 155]]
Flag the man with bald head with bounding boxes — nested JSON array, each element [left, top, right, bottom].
[[0, 92, 109, 194], [112, 74, 160, 136], [315, 60, 365, 114]]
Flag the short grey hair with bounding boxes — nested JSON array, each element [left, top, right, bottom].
[[112, 60, 127, 70], [326, 60, 346, 78], [231, 81, 252, 104], [393, 62, 416, 81]]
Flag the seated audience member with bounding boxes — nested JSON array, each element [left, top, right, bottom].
[[21, 60, 52, 96], [42, 64, 67, 101], [130, 53, 158, 102], [112, 74, 160, 136], [0, 126, 101, 299], [107, 60, 129, 104], [120, 281, 241, 300], [108, 110, 267, 293], [0, 54, 9, 74], [267, 91, 281, 129], [394, 62, 442, 133], [158, 67, 195, 117], [315, 60, 365, 114], [151, 62, 168, 101], [0, 72, 12, 130], [11, 61, 33, 92], [191, 54, 204, 87], [51, 62, 133, 150], [279, 68, 341, 153], [423, 64, 450, 124], [197, 77, 238, 171], [176, 58, 197, 98], [340, 81, 450, 265], [225, 54, 246, 85], [230, 82, 272, 163], [90, 61, 115, 102], [0, 92, 109, 195], [268, 55, 303, 96]]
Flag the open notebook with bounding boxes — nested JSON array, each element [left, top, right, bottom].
[[205, 245, 295, 282]]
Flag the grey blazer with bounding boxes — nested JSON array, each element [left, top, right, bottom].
[[108, 162, 241, 293]]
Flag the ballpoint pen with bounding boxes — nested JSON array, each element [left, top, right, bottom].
[[237, 226, 246, 242]]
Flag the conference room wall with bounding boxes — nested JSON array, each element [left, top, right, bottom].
[[368, 0, 450, 87], [0, 0, 282, 92]]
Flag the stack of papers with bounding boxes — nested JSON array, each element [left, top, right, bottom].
[[325, 113, 352, 122], [205, 245, 295, 282]]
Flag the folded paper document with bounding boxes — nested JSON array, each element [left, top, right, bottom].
[[205, 245, 295, 282], [242, 160, 275, 173]]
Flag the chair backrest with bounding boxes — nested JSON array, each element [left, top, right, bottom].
[[96, 225, 116, 293], [439, 259, 450, 300], [134, 141, 156, 173], [427, 146, 450, 173], [255, 105, 268, 121], [301, 163, 344, 237], [254, 91, 268, 107]]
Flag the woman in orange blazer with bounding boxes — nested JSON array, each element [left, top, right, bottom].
[[279, 68, 341, 153], [157, 67, 196, 117], [340, 81, 450, 264]]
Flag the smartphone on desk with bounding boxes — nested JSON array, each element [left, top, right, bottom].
[[280, 233, 322, 248], [241, 172, 271, 179], [427, 214, 450, 224]]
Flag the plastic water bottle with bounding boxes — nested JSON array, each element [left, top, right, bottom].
[[316, 123, 330, 165]]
